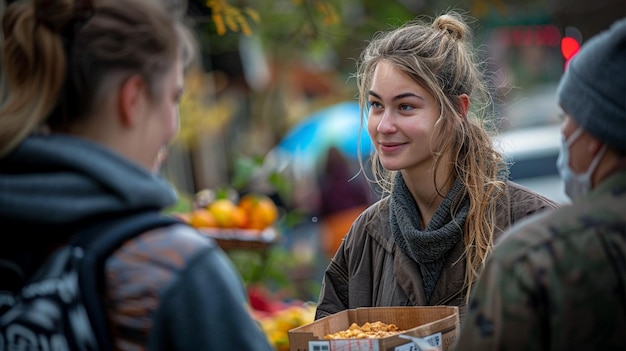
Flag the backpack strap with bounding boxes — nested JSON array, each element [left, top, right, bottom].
[[71, 211, 184, 351]]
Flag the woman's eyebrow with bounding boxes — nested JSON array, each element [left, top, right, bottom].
[[368, 90, 425, 102], [368, 90, 381, 99], [393, 92, 425, 102]]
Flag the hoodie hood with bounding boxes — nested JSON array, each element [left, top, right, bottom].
[[0, 134, 177, 233]]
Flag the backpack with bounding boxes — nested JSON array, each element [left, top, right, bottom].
[[0, 211, 183, 351]]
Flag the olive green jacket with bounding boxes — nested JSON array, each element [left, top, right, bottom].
[[315, 181, 559, 322], [456, 170, 626, 351]]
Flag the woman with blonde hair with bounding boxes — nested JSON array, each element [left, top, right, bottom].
[[315, 11, 558, 322], [0, 0, 272, 349]]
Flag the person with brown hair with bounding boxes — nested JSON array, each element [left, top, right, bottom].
[[315, 11, 559, 322], [0, 0, 272, 349]]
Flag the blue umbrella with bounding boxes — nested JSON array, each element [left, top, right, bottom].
[[273, 101, 373, 170]]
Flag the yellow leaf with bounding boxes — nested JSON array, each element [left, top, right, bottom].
[[206, 0, 259, 35], [239, 17, 252, 36], [316, 1, 339, 25], [224, 9, 239, 32], [244, 7, 260, 23], [212, 14, 227, 35]]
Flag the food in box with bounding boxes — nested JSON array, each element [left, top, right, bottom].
[[288, 306, 459, 351]]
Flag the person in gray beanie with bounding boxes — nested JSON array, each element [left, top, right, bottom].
[[456, 18, 626, 351]]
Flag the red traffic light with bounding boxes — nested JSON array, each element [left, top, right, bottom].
[[561, 36, 581, 69], [561, 37, 580, 60]]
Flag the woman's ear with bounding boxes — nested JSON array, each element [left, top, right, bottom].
[[457, 93, 470, 119], [118, 75, 146, 127]]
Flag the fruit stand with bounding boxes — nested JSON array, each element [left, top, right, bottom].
[[174, 191, 316, 350], [177, 191, 281, 248], [199, 226, 278, 250]]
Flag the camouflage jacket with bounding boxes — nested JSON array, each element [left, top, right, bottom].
[[456, 170, 626, 351]]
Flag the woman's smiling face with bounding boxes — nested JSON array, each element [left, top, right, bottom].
[[366, 60, 441, 173]]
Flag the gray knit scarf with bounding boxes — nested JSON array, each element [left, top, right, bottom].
[[390, 173, 469, 302]]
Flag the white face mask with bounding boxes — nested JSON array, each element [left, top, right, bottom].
[[556, 127, 606, 201]]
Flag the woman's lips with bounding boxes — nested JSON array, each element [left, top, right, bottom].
[[379, 142, 406, 153]]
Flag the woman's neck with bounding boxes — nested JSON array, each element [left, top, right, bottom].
[[401, 166, 454, 229]]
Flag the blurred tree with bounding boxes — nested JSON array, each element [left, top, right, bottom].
[[168, 0, 623, 194]]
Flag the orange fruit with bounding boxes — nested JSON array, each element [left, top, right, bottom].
[[238, 193, 279, 230], [207, 198, 239, 228], [231, 206, 248, 228], [189, 209, 217, 228]]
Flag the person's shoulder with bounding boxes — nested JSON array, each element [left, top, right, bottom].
[[493, 203, 587, 264], [505, 180, 560, 208], [114, 222, 219, 271], [492, 193, 625, 276], [343, 196, 394, 250], [345, 195, 388, 230], [360, 196, 388, 216], [148, 222, 217, 248], [502, 180, 560, 226]]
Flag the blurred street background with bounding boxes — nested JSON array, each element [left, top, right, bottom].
[[164, 0, 624, 204], [160, 2, 625, 346], [3, 0, 623, 348]]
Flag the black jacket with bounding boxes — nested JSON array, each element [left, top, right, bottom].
[[0, 134, 272, 350]]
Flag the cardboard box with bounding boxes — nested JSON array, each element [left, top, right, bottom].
[[288, 306, 459, 351]]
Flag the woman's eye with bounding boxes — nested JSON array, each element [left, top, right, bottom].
[[368, 101, 382, 109], [399, 104, 413, 111]]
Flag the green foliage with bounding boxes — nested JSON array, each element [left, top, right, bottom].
[[228, 246, 296, 291], [164, 190, 194, 214], [230, 154, 295, 219], [231, 155, 265, 191], [267, 171, 291, 204], [228, 244, 323, 300]]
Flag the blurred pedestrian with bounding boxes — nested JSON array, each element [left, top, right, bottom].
[[0, 0, 272, 350], [315, 11, 559, 322], [317, 146, 373, 257], [456, 18, 626, 350]]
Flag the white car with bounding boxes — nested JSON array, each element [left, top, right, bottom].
[[494, 123, 569, 204]]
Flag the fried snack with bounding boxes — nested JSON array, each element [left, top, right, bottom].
[[324, 321, 404, 339]]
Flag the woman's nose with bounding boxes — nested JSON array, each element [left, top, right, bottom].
[[376, 110, 396, 134]]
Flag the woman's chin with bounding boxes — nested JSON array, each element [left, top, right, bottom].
[[380, 160, 403, 171]]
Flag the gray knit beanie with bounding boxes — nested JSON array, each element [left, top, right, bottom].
[[557, 18, 626, 153]]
